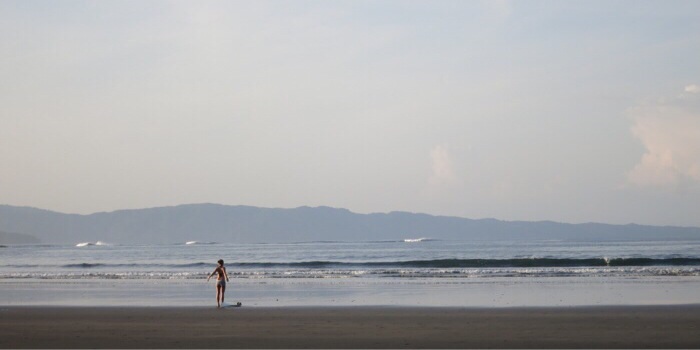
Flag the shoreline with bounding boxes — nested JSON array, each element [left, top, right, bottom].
[[5, 276, 700, 307], [4, 302, 700, 309], [3, 305, 700, 348]]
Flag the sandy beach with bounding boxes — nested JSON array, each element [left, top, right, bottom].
[[2, 305, 700, 348]]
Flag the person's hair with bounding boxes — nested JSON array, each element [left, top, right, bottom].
[[217, 259, 224, 266]]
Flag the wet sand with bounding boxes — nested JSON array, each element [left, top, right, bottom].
[[2, 305, 700, 348]]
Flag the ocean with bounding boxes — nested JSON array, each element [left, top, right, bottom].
[[3, 239, 700, 307]]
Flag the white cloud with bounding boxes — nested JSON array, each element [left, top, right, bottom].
[[685, 84, 700, 94], [428, 144, 461, 189], [627, 86, 700, 188]]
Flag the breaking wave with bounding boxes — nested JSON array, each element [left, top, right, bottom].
[[22, 257, 700, 270], [234, 257, 700, 268], [183, 241, 218, 245], [4, 266, 700, 280], [5, 257, 700, 280], [75, 241, 110, 247], [403, 238, 435, 243], [60, 262, 212, 269]]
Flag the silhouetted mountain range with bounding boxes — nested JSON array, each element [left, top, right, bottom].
[[1, 203, 699, 244]]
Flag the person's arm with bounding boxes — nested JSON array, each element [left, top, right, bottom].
[[224, 267, 230, 282], [206, 269, 216, 282]]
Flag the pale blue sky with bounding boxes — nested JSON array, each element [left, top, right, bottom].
[[1, 1, 699, 226]]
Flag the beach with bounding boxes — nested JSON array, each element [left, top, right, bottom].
[[4, 241, 700, 348], [2, 305, 700, 348]]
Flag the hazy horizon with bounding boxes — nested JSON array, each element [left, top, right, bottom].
[[2, 1, 700, 227]]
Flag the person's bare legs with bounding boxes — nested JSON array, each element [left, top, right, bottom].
[[221, 284, 225, 305], [215, 284, 222, 308]]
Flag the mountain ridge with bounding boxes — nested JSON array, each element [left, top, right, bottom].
[[1, 203, 699, 244]]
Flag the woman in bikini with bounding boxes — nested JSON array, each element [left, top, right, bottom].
[[206, 259, 230, 308]]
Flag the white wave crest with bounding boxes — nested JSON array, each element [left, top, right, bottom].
[[76, 241, 110, 247], [185, 241, 217, 245], [404, 238, 431, 243], [5, 266, 700, 280]]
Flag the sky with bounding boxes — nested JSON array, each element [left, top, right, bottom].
[[1, 0, 700, 226]]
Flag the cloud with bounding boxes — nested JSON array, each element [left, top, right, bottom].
[[627, 85, 700, 188], [686, 84, 700, 94], [428, 144, 461, 189]]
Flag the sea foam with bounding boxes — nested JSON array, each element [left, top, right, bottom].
[[184, 241, 217, 245], [404, 238, 432, 243], [76, 241, 110, 247]]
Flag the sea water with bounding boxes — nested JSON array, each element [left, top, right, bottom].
[[2, 239, 700, 306]]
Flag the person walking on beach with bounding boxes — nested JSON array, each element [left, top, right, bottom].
[[207, 259, 230, 308]]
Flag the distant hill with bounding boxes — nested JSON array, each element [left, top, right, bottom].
[[0, 230, 40, 244], [1, 204, 699, 244]]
